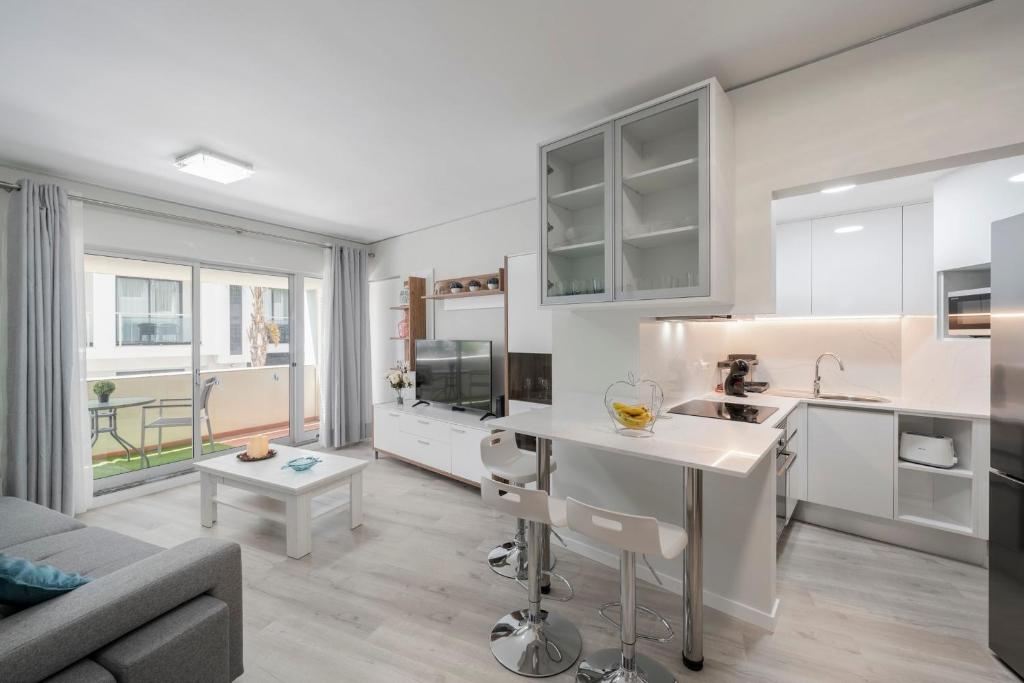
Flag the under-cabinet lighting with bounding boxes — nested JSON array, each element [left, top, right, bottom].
[[174, 149, 254, 184], [821, 183, 856, 194], [753, 314, 901, 321], [655, 315, 736, 323], [834, 225, 864, 234], [1009, 172, 1024, 183]]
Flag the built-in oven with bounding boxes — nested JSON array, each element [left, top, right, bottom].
[[946, 287, 991, 338], [776, 418, 798, 539]]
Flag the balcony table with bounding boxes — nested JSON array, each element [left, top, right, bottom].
[[88, 396, 155, 463]]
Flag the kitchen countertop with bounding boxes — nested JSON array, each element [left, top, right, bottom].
[[763, 389, 989, 420], [488, 392, 795, 477]]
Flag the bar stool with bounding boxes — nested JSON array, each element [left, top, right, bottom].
[[481, 476, 582, 677], [482, 432, 558, 581], [566, 498, 687, 683]]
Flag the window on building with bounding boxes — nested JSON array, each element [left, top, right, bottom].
[[115, 276, 186, 345], [265, 287, 290, 343], [229, 285, 243, 355]]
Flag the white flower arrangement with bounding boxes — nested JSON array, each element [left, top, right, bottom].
[[386, 362, 412, 391]]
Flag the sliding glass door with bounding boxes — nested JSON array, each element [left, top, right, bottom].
[[88, 251, 319, 493], [86, 254, 196, 489], [198, 267, 292, 455]]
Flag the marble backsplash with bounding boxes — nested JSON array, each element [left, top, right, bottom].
[[638, 316, 989, 414]]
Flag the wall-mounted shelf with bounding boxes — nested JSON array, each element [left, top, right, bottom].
[[385, 276, 426, 370], [389, 305, 409, 311], [424, 268, 505, 300]]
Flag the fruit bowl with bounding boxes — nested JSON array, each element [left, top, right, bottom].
[[604, 374, 663, 437]]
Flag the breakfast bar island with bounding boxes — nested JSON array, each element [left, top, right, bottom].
[[489, 393, 796, 670]]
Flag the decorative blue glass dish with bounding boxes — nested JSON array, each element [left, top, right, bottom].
[[281, 456, 321, 472]]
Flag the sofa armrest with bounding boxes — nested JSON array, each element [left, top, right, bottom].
[[0, 537, 242, 682]]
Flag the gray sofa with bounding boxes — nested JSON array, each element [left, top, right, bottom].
[[0, 496, 243, 682]]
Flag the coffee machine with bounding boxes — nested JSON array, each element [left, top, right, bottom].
[[717, 354, 768, 395]]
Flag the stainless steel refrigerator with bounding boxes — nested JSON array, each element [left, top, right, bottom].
[[990, 211, 1024, 678]]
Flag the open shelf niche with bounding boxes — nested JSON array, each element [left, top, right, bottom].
[[425, 268, 505, 300], [895, 413, 976, 535], [389, 276, 426, 370]]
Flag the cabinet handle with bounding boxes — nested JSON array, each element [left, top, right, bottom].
[[417, 439, 430, 445], [417, 419, 430, 425], [452, 428, 466, 434], [389, 412, 400, 418]]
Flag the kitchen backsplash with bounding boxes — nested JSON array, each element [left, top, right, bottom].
[[638, 316, 988, 414]]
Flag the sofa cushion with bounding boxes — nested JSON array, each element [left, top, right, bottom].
[[93, 595, 230, 683], [1, 527, 163, 579], [0, 497, 85, 550], [0, 554, 91, 606], [44, 659, 115, 683]]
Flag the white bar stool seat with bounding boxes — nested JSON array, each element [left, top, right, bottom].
[[482, 432, 558, 581], [567, 498, 687, 683], [481, 476, 582, 677]]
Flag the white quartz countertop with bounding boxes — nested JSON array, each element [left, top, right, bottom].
[[488, 393, 795, 478], [764, 389, 989, 420]]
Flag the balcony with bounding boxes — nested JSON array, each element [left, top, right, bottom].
[[89, 365, 320, 480]]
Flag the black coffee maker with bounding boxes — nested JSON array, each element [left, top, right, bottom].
[[723, 358, 750, 397]]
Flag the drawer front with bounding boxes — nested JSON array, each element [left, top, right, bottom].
[[373, 406, 405, 454], [450, 425, 491, 485], [400, 414, 452, 443], [405, 434, 451, 473]]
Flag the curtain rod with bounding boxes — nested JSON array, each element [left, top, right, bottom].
[[0, 178, 346, 251]]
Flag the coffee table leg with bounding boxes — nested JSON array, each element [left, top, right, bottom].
[[286, 493, 313, 559], [200, 473, 217, 527], [350, 472, 363, 529]]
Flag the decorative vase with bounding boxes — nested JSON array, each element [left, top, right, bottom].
[[486, 277, 500, 290], [395, 392, 404, 406], [399, 285, 410, 305], [99, 393, 110, 404], [397, 312, 409, 339]]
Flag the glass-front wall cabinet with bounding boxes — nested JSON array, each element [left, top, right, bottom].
[[541, 125, 614, 304], [616, 89, 708, 299], [540, 82, 721, 306]]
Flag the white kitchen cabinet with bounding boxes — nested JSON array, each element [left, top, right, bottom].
[[540, 78, 733, 307], [811, 207, 902, 316], [902, 203, 934, 315], [507, 253, 552, 353], [807, 405, 895, 519], [450, 424, 491, 484], [774, 220, 812, 316]]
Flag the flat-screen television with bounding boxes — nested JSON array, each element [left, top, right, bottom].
[[415, 340, 493, 412]]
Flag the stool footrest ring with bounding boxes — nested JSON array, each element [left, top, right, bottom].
[[597, 601, 675, 643]]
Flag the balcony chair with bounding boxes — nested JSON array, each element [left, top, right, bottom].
[[140, 377, 219, 465]]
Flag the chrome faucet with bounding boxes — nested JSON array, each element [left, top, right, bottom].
[[813, 353, 845, 398]]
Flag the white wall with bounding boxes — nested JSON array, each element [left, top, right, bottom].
[[369, 199, 537, 398], [0, 189, 7, 489]]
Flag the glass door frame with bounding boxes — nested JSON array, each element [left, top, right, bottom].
[[613, 86, 711, 301], [87, 246, 317, 493], [539, 123, 615, 306]]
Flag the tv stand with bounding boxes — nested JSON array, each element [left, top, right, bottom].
[[479, 412, 496, 421], [412, 400, 430, 408]]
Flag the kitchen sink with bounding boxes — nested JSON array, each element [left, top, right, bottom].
[[815, 393, 891, 403], [771, 389, 892, 403]]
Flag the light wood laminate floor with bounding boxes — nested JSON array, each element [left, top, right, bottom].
[[81, 443, 1014, 682]]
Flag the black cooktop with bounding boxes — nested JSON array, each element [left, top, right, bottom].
[[668, 399, 778, 424]]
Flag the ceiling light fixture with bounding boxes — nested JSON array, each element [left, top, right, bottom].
[[821, 183, 856, 194], [174, 149, 254, 184], [834, 225, 864, 234], [1009, 172, 1024, 183]]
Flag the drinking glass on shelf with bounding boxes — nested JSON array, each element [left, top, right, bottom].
[[592, 277, 603, 294]]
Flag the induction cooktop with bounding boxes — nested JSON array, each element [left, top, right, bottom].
[[668, 399, 778, 424]]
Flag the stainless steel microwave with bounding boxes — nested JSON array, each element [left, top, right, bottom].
[[946, 287, 990, 337]]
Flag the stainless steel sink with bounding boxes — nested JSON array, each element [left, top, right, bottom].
[[815, 393, 891, 403]]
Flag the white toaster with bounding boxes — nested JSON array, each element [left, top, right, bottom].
[[899, 432, 957, 469]]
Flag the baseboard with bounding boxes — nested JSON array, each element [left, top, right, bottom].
[[794, 501, 989, 567], [560, 535, 778, 632], [88, 471, 199, 510]]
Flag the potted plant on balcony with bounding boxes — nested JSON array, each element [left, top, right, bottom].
[[93, 380, 116, 404], [385, 362, 412, 405]]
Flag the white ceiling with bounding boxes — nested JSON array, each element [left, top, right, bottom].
[[0, 0, 981, 243], [772, 169, 955, 224]]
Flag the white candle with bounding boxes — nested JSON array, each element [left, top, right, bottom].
[[248, 436, 269, 457]]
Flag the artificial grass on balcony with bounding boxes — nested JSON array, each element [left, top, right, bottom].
[[92, 442, 234, 479]]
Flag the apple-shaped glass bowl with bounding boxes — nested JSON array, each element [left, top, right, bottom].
[[604, 374, 663, 438]]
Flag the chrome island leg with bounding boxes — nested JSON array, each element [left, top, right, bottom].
[[683, 466, 704, 671], [536, 437, 553, 593]]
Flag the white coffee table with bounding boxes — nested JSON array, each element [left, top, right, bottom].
[[195, 445, 368, 559]]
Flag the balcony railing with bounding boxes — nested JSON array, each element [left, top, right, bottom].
[[118, 313, 190, 345]]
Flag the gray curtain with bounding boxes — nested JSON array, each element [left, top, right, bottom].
[[320, 245, 371, 448], [3, 180, 76, 513]]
